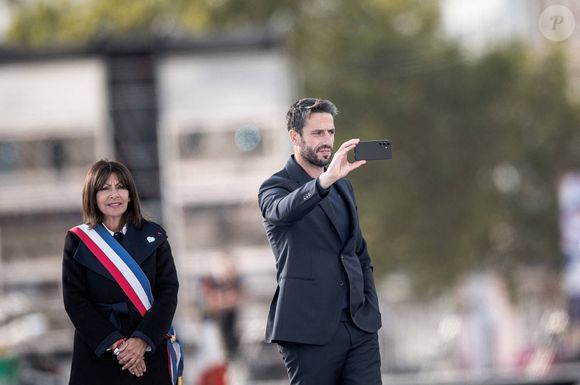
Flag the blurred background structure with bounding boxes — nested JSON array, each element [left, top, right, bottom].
[[2, 0, 580, 384]]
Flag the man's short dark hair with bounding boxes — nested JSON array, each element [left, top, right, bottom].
[[286, 98, 338, 134]]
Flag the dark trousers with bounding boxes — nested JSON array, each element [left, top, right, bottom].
[[277, 315, 382, 385]]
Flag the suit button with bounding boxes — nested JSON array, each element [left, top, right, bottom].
[[338, 280, 345, 286]]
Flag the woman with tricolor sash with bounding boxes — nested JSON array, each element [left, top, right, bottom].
[[62, 159, 183, 385]]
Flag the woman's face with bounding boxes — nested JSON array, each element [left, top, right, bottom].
[[96, 172, 130, 224]]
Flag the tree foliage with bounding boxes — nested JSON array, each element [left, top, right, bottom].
[[288, 1, 580, 294], [6, 0, 580, 295], [6, 0, 211, 46]]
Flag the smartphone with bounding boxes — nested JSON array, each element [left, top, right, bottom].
[[354, 140, 392, 161]]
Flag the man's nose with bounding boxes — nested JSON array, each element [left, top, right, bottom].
[[323, 133, 334, 144]]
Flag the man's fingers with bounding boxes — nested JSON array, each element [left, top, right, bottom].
[[336, 139, 359, 154], [341, 138, 360, 147], [350, 160, 366, 171]]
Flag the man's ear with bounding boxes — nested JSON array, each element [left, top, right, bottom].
[[289, 129, 299, 145]]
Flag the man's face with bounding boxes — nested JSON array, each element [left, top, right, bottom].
[[293, 112, 335, 167]]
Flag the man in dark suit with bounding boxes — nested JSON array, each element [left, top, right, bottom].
[[258, 98, 382, 385]]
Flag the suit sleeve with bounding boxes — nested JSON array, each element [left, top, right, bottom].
[[259, 175, 329, 225], [62, 232, 123, 357], [131, 240, 179, 352]]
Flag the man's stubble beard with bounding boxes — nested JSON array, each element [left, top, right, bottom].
[[300, 142, 333, 168]]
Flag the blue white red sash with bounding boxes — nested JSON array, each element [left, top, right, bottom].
[[71, 223, 183, 385]]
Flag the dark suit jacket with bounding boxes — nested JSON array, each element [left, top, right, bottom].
[[258, 155, 381, 345], [62, 220, 178, 385]]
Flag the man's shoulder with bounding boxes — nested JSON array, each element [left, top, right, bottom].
[[259, 168, 291, 191], [270, 167, 291, 180]]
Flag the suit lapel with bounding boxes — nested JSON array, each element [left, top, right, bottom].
[[122, 223, 166, 265], [333, 179, 360, 255], [318, 195, 342, 239], [73, 243, 115, 281], [285, 155, 344, 240], [334, 179, 358, 236]]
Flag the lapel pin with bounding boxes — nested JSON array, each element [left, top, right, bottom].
[[147, 236, 155, 243]]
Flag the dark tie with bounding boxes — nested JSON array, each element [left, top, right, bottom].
[[113, 232, 124, 243]]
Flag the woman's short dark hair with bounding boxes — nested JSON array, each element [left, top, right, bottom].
[[286, 98, 338, 134], [82, 159, 143, 228]]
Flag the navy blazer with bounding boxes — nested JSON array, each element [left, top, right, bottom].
[[259, 155, 381, 345]]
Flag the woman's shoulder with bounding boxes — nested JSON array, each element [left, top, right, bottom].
[[63, 227, 82, 256], [137, 220, 168, 237], [65, 224, 84, 239]]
